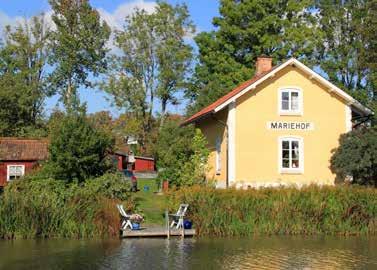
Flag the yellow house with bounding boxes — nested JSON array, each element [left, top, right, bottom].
[[183, 57, 373, 188]]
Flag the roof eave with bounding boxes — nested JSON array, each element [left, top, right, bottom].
[[214, 58, 373, 116], [181, 111, 214, 126], [183, 58, 373, 125], [351, 102, 374, 116]]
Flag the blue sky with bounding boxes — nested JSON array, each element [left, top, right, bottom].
[[0, 0, 219, 116]]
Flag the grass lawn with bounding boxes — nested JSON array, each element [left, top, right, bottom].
[[134, 178, 167, 225]]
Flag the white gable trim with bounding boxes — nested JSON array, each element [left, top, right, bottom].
[[214, 58, 372, 116], [227, 101, 236, 185]]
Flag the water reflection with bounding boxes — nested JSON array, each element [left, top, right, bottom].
[[0, 236, 376, 270]]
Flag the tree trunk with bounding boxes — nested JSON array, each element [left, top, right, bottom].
[[65, 78, 76, 110], [160, 98, 167, 129]]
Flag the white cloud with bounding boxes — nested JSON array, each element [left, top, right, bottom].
[[97, 1, 157, 53], [0, 1, 195, 50], [43, 10, 55, 31], [97, 1, 200, 51], [98, 0, 157, 31], [0, 11, 24, 37], [0, 10, 54, 40], [0, 0, 156, 37]]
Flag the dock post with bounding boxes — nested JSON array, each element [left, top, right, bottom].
[[181, 218, 184, 238], [165, 210, 170, 239]]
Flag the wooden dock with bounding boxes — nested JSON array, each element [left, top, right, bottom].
[[121, 210, 195, 238], [121, 227, 196, 238]]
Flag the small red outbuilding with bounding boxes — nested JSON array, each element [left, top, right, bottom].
[[0, 138, 48, 187], [114, 151, 155, 172]]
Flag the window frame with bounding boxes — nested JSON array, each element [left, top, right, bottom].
[[278, 136, 304, 174], [7, 164, 25, 182], [278, 87, 303, 115]]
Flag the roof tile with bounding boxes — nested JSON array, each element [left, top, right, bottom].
[[0, 138, 49, 161]]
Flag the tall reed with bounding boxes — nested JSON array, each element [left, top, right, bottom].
[[0, 173, 130, 239], [167, 185, 377, 236]]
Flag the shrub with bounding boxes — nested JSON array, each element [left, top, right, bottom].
[[331, 126, 377, 186], [178, 129, 210, 186], [83, 172, 131, 201], [167, 185, 377, 236], [0, 173, 131, 239], [156, 119, 209, 186], [42, 109, 114, 183]]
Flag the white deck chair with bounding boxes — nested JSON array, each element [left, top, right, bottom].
[[116, 204, 132, 230], [169, 204, 189, 229]]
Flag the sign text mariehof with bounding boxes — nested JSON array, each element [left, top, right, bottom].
[[267, 121, 314, 131]]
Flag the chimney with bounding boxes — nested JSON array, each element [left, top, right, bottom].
[[256, 56, 273, 75]]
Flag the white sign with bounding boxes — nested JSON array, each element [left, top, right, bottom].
[[267, 121, 314, 131]]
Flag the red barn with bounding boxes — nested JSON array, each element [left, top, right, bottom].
[[114, 151, 155, 172], [0, 138, 48, 187]]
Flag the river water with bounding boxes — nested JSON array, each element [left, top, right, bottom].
[[0, 236, 376, 270]]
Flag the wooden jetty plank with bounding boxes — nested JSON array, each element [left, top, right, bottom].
[[122, 227, 195, 238]]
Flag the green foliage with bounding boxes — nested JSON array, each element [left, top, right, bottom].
[[102, 1, 194, 151], [330, 127, 377, 186], [188, 0, 376, 116], [188, 0, 318, 113], [361, 0, 377, 124], [0, 173, 131, 239], [42, 109, 114, 183], [156, 119, 209, 186], [168, 185, 377, 236], [83, 172, 131, 201], [178, 129, 210, 186], [315, 0, 371, 102], [156, 119, 195, 185], [49, 0, 110, 108], [0, 15, 50, 136]]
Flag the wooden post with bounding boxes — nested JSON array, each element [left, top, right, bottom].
[[165, 210, 170, 239], [162, 180, 169, 192], [181, 217, 184, 238]]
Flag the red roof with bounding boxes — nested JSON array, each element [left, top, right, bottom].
[[0, 138, 49, 161], [182, 62, 282, 125]]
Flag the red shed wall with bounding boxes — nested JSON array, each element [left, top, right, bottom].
[[0, 161, 39, 187], [134, 158, 155, 172]]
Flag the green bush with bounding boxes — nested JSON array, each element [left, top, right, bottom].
[[167, 185, 377, 236], [156, 119, 209, 186], [42, 109, 114, 183], [83, 172, 131, 201], [331, 126, 377, 186], [0, 173, 131, 239]]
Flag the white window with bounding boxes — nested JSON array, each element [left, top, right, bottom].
[[215, 136, 222, 175], [279, 137, 303, 173], [279, 88, 302, 115], [7, 165, 25, 181]]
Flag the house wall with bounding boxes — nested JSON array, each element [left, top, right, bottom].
[[134, 158, 155, 172], [0, 161, 39, 187], [233, 66, 348, 186], [114, 154, 155, 172], [196, 109, 228, 188]]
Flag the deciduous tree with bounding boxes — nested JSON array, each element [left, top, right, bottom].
[[188, 0, 318, 113], [49, 0, 110, 109], [315, 0, 370, 102], [101, 2, 194, 152], [361, 0, 377, 123], [331, 126, 377, 186], [156, 118, 209, 187], [0, 15, 50, 136], [43, 107, 114, 183]]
